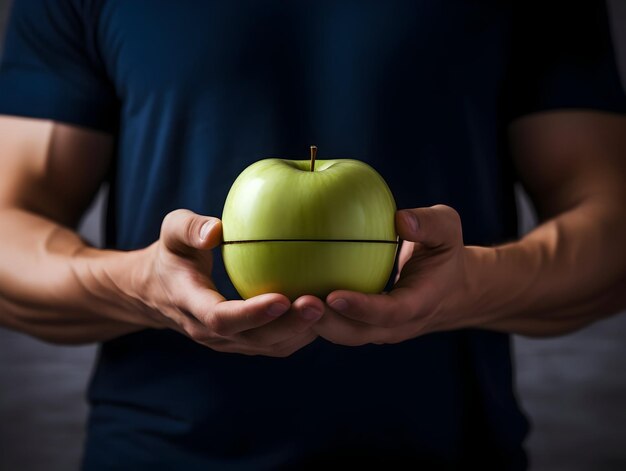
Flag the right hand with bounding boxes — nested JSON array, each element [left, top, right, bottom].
[[131, 209, 325, 357]]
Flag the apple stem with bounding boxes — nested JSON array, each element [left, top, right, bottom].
[[310, 145, 317, 172]]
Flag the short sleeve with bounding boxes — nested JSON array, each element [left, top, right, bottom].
[[502, 0, 626, 122], [0, 0, 118, 133]]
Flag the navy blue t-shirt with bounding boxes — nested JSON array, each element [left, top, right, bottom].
[[1, 1, 625, 469]]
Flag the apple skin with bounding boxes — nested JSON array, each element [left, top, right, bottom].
[[221, 158, 398, 301]]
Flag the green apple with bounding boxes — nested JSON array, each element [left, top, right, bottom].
[[221, 148, 398, 301]]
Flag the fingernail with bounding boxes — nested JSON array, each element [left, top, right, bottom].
[[267, 303, 289, 317], [330, 298, 349, 313], [200, 220, 216, 241], [403, 212, 419, 233], [301, 307, 322, 321]]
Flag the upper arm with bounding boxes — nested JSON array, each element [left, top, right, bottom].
[[0, 115, 113, 227], [503, 1, 626, 219], [509, 110, 626, 220], [0, 1, 119, 226]]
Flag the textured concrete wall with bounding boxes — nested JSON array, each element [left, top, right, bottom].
[[0, 1, 625, 470]]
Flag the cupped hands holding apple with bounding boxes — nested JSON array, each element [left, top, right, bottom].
[[217, 147, 480, 350], [137, 148, 478, 356]]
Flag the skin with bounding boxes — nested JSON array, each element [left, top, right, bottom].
[[0, 110, 625, 354], [0, 116, 324, 356], [317, 110, 626, 345]]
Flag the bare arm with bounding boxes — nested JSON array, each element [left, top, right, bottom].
[[0, 116, 325, 354], [313, 110, 626, 345], [474, 110, 626, 336], [0, 116, 145, 343]]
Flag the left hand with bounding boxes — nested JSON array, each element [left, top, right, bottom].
[[313, 205, 476, 346]]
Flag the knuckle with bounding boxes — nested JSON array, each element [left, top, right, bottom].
[[160, 211, 175, 232], [433, 204, 456, 216], [204, 313, 230, 337], [434, 204, 459, 219], [185, 324, 211, 343], [183, 217, 204, 248], [167, 288, 187, 309], [444, 204, 458, 214], [161, 209, 186, 233], [437, 205, 463, 234], [183, 222, 195, 246], [161, 209, 208, 251]]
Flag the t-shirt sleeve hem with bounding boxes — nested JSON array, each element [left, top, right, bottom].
[[0, 64, 119, 134], [506, 100, 626, 123]]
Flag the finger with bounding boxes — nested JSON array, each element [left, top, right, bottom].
[[395, 205, 462, 248], [158, 286, 226, 337], [238, 295, 325, 346], [313, 308, 388, 346], [194, 292, 292, 338], [269, 330, 319, 357], [208, 330, 318, 357], [161, 209, 222, 255], [326, 287, 417, 328], [394, 240, 414, 283]]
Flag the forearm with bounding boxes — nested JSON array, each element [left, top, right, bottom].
[[0, 208, 146, 344], [466, 200, 626, 336]]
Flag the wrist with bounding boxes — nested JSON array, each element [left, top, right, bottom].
[[71, 245, 157, 327], [460, 245, 508, 328], [462, 241, 547, 329]]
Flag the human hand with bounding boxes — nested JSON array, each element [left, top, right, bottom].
[[128, 209, 324, 356], [313, 205, 475, 346]]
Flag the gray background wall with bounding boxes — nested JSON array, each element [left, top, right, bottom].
[[0, 1, 625, 470]]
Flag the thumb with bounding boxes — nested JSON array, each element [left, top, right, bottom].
[[395, 205, 463, 248], [161, 209, 223, 255]]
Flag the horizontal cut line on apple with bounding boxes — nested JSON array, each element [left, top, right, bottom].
[[222, 239, 399, 245]]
